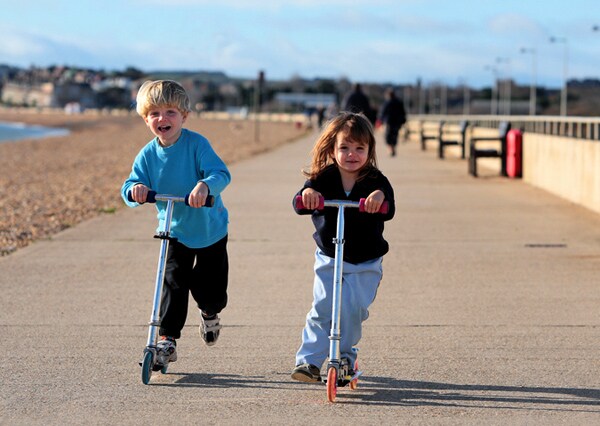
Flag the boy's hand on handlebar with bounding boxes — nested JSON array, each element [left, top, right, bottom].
[[188, 181, 210, 208], [131, 184, 150, 204], [363, 190, 385, 214], [301, 188, 322, 210]]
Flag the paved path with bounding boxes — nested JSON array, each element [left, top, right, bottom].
[[1, 131, 599, 425]]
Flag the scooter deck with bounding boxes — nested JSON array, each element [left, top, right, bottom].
[[323, 370, 363, 387]]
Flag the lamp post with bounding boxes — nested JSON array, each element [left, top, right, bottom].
[[549, 36, 568, 116], [484, 65, 498, 115], [520, 47, 537, 115], [403, 85, 411, 115], [440, 84, 447, 115], [496, 57, 511, 115], [459, 78, 470, 115]]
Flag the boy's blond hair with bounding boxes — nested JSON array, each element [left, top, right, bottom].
[[135, 80, 192, 117]]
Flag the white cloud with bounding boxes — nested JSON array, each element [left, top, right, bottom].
[[0, 30, 47, 58], [487, 13, 546, 39]]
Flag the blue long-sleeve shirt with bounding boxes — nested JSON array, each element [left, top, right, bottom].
[[121, 128, 231, 249]]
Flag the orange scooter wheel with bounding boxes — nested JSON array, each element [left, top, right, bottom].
[[326, 367, 337, 402], [349, 360, 358, 390]]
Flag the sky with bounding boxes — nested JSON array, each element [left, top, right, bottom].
[[2, 0, 599, 89]]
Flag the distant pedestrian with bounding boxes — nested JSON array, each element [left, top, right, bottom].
[[316, 105, 326, 128], [342, 83, 375, 124], [378, 89, 407, 157], [121, 80, 231, 369]]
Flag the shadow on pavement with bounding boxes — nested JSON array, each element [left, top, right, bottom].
[[152, 372, 290, 389], [339, 377, 600, 411]]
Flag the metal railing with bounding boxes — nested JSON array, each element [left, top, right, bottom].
[[411, 114, 600, 141]]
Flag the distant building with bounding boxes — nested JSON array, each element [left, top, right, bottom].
[[1, 81, 96, 108], [273, 92, 337, 111]]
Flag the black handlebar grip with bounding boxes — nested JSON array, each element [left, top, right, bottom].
[[184, 194, 215, 207], [126, 190, 157, 204], [146, 191, 157, 203]]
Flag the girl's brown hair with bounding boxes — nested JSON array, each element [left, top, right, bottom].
[[303, 112, 378, 181]]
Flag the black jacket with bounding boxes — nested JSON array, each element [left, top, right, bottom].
[[343, 91, 371, 115], [379, 97, 406, 127], [293, 165, 395, 264]]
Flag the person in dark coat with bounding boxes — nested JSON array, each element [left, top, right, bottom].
[[378, 89, 407, 157], [342, 83, 375, 123]]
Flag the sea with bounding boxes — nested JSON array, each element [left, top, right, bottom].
[[0, 121, 69, 143]]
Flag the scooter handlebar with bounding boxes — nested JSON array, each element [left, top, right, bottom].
[[183, 193, 215, 207], [128, 190, 214, 207], [294, 195, 324, 211], [295, 195, 388, 214], [358, 198, 389, 214]]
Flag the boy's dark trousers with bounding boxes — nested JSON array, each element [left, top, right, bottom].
[[158, 235, 228, 339]]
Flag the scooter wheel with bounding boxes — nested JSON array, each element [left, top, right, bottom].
[[350, 360, 358, 390], [326, 367, 337, 402], [161, 364, 168, 374], [141, 350, 153, 385]]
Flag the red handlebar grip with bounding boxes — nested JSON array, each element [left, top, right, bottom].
[[294, 195, 305, 210], [295, 195, 324, 210], [380, 201, 389, 214], [358, 199, 389, 214]]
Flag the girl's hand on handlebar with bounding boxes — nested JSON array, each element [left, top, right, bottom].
[[301, 188, 323, 210], [363, 190, 385, 214], [188, 181, 210, 208], [131, 184, 150, 204]]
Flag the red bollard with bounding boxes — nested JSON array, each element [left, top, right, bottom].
[[506, 129, 523, 178]]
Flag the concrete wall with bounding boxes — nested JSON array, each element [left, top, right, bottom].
[[409, 118, 600, 215], [523, 133, 600, 214]]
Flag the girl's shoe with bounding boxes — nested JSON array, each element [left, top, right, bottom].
[[291, 364, 321, 382], [199, 313, 222, 346]]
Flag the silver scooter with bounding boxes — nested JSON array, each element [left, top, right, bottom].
[[295, 195, 388, 402], [129, 190, 213, 385]]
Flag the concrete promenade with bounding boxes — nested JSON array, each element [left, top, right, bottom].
[[1, 130, 599, 425]]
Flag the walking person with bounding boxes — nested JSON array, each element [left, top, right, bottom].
[[378, 88, 407, 157], [342, 83, 375, 124]]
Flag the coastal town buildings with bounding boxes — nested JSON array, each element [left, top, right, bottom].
[[1, 64, 599, 116]]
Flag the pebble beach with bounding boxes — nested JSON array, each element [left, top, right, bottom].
[[0, 109, 307, 255]]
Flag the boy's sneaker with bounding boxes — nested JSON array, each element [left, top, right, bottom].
[[156, 337, 177, 366], [199, 312, 222, 346], [291, 363, 321, 383]]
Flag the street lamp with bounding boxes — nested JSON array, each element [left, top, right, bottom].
[[458, 78, 470, 115], [403, 86, 411, 115], [484, 65, 498, 115], [496, 57, 511, 115], [520, 47, 537, 115], [549, 36, 568, 116], [440, 84, 447, 115]]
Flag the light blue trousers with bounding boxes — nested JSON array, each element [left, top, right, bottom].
[[295, 249, 383, 369]]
